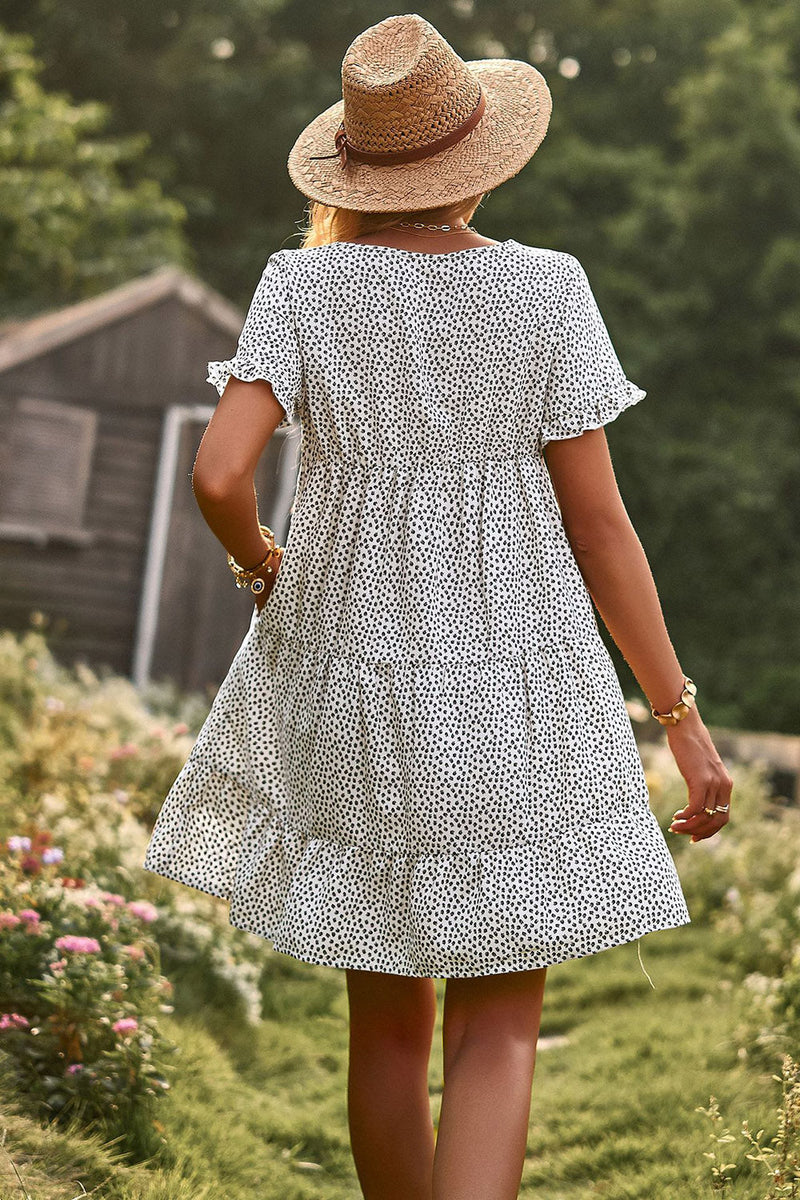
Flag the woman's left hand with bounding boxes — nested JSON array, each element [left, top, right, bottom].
[[253, 546, 284, 612]]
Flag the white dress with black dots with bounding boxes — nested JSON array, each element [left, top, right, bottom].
[[142, 239, 691, 977]]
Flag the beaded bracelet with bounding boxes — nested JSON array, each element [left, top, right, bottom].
[[650, 677, 697, 727], [227, 525, 283, 594]]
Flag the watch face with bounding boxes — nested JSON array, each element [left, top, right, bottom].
[[251, 578, 266, 595]]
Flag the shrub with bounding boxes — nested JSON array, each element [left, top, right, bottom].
[[0, 826, 176, 1159]]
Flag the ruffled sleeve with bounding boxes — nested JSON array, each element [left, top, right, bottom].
[[539, 254, 645, 447], [206, 251, 303, 430]]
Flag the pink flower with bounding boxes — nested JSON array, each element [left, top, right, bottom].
[[19, 909, 40, 924], [49, 959, 67, 974], [172, 722, 189, 736], [98, 891, 126, 906], [113, 789, 129, 804], [42, 847, 64, 865], [80, 895, 102, 909], [55, 935, 101, 955], [0, 1013, 30, 1030], [127, 900, 158, 923], [6, 836, 32, 853], [112, 1017, 139, 1036], [66, 1063, 84, 1074], [110, 742, 139, 761], [122, 944, 145, 961], [0, 912, 22, 929]]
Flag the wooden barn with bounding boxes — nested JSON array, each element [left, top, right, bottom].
[[0, 266, 300, 692]]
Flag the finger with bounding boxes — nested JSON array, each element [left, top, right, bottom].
[[670, 795, 720, 836], [690, 796, 730, 840]]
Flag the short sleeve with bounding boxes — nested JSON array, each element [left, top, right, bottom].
[[539, 255, 645, 447], [206, 251, 303, 430]]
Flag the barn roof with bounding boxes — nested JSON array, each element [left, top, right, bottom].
[[0, 266, 243, 376]]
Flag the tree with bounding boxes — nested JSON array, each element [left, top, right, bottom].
[[0, 26, 189, 318]]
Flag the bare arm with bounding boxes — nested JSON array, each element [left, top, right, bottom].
[[191, 376, 288, 604], [543, 427, 733, 841]]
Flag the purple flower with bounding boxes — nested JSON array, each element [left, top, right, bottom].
[[66, 1062, 84, 1074], [0, 1013, 30, 1030], [112, 1017, 139, 1036], [127, 900, 158, 923], [18, 909, 41, 924], [54, 935, 101, 955], [6, 836, 32, 853], [42, 847, 64, 864]]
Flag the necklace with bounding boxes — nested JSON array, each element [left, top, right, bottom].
[[387, 220, 477, 236]]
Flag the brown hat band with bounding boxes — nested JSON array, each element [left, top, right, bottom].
[[310, 86, 486, 170]]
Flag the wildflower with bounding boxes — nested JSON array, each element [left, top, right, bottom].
[[0, 1013, 30, 1030], [112, 1017, 139, 1036], [123, 944, 146, 961], [173, 722, 189, 736], [0, 912, 22, 928], [6, 836, 32, 853], [45, 696, 66, 713], [66, 1063, 84, 1074], [49, 959, 67, 974], [55, 935, 102, 955], [60, 876, 86, 889], [77, 755, 94, 772], [20, 855, 41, 875], [127, 900, 158, 923], [110, 742, 139, 761], [113, 789, 130, 805], [42, 847, 64, 865], [98, 891, 126, 906]]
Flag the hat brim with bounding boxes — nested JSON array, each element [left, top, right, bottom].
[[286, 60, 552, 213]]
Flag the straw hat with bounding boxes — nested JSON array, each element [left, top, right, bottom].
[[287, 13, 552, 212]]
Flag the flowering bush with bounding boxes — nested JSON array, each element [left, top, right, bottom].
[[0, 828, 176, 1155], [642, 739, 800, 1056]]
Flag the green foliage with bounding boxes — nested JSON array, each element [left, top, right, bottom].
[[0, 25, 189, 318], [697, 1055, 800, 1197], [0, 626, 295, 1044], [0, 828, 176, 1161]]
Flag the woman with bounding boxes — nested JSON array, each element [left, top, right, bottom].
[[144, 14, 733, 1199]]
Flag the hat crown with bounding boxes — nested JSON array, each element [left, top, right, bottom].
[[341, 14, 481, 156]]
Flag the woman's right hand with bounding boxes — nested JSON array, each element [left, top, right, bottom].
[[666, 709, 733, 842]]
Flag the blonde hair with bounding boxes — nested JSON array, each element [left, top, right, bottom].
[[296, 193, 487, 248]]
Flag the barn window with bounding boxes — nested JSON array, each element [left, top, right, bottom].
[[0, 397, 97, 542]]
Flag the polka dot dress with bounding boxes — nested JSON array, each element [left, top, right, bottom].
[[142, 239, 691, 977]]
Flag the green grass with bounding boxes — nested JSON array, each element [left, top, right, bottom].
[[0, 921, 786, 1199]]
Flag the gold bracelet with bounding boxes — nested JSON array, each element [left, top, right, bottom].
[[227, 524, 276, 590], [650, 677, 697, 726], [248, 546, 284, 596]]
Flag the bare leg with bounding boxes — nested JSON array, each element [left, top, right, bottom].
[[345, 968, 437, 1200], [432, 967, 547, 1200]]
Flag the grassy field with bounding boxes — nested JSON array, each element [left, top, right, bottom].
[[0, 919, 784, 1200]]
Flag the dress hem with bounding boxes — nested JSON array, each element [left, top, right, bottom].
[[142, 858, 692, 979]]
